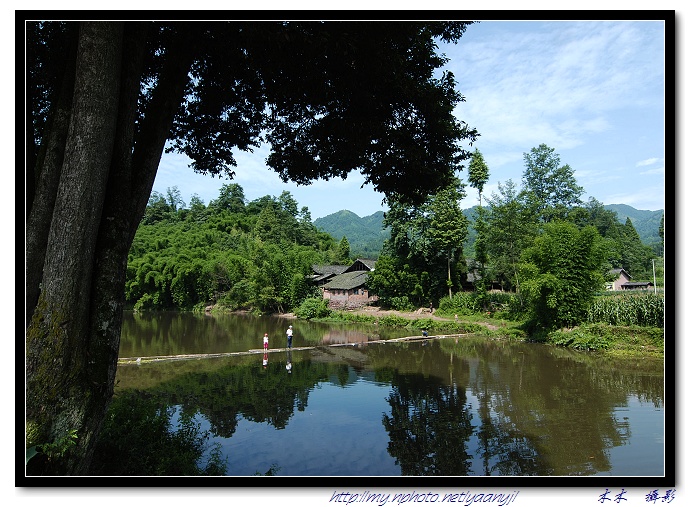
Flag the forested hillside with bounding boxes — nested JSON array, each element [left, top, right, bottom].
[[125, 184, 350, 313], [313, 210, 388, 258], [603, 204, 664, 247]]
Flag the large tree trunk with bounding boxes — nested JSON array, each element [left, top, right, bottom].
[[25, 25, 79, 326], [79, 23, 195, 473], [26, 21, 124, 475], [26, 21, 197, 475]]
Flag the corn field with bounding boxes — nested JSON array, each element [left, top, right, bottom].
[[586, 292, 664, 328]]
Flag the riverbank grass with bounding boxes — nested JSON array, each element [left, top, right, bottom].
[[313, 308, 662, 358], [543, 323, 664, 357]]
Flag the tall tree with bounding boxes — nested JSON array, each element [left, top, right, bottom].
[[619, 217, 655, 279], [426, 182, 469, 298], [25, 19, 478, 474], [521, 144, 583, 223], [467, 148, 490, 294], [337, 236, 351, 264], [165, 186, 185, 212], [467, 148, 490, 206], [209, 183, 246, 213], [141, 191, 173, 224], [381, 181, 468, 303], [484, 179, 537, 292]]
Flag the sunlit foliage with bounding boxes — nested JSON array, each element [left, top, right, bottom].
[[126, 185, 337, 313]]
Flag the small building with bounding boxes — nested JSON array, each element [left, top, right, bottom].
[[607, 268, 653, 291], [607, 268, 632, 291], [314, 259, 378, 309]]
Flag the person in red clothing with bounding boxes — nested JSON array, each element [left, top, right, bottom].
[[263, 333, 269, 350]]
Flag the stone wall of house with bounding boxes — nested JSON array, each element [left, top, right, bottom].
[[613, 274, 628, 290], [327, 299, 372, 310], [323, 289, 378, 310]]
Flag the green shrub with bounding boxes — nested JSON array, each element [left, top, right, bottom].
[[325, 311, 376, 324], [410, 318, 435, 330], [438, 291, 525, 321], [438, 292, 479, 315], [294, 297, 332, 320], [387, 296, 416, 312], [26, 429, 79, 474], [548, 326, 613, 351], [378, 315, 411, 327]]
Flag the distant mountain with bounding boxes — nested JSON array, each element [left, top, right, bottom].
[[604, 204, 664, 246], [314, 210, 389, 258], [314, 204, 663, 260]]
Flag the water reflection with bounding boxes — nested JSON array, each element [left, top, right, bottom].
[[383, 371, 474, 475], [115, 321, 664, 476], [119, 311, 417, 358]]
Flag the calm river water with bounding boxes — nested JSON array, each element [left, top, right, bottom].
[[116, 311, 665, 477]]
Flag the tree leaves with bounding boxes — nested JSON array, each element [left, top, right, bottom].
[[521, 222, 608, 330], [126, 186, 337, 313]]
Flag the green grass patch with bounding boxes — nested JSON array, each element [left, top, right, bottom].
[[545, 323, 664, 356]]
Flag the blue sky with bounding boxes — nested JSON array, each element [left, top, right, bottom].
[[152, 19, 667, 220]]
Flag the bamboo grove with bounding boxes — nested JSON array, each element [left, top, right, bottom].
[[125, 184, 349, 314]]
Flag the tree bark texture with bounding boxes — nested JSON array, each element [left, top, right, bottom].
[[26, 21, 124, 474], [26, 21, 197, 475], [25, 27, 78, 326]]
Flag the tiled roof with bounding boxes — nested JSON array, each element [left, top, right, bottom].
[[311, 273, 334, 283], [357, 259, 377, 270], [323, 271, 370, 290], [311, 264, 348, 276]]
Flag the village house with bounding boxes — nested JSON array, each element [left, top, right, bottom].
[[607, 268, 654, 291], [462, 259, 504, 291], [311, 259, 377, 309], [607, 268, 631, 290]]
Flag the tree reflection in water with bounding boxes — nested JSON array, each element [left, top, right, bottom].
[[383, 372, 473, 475], [112, 328, 664, 476]]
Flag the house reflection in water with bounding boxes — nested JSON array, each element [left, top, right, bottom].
[[320, 328, 376, 345]]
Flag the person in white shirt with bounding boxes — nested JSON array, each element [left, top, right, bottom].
[[286, 325, 293, 348]]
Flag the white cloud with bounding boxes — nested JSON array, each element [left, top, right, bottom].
[[637, 158, 661, 167], [576, 170, 623, 185], [448, 21, 663, 155]]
